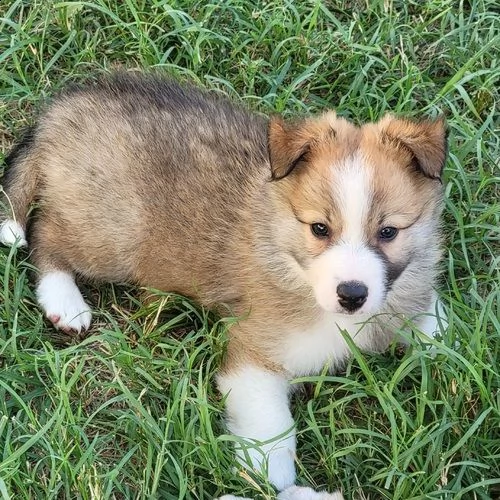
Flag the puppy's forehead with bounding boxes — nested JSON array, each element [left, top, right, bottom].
[[329, 152, 371, 242], [305, 116, 410, 183], [307, 126, 433, 241], [290, 115, 436, 228]]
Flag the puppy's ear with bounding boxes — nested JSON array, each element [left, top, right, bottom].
[[268, 116, 311, 180], [378, 114, 448, 181]]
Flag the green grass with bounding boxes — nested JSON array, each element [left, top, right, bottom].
[[0, 0, 499, 498]]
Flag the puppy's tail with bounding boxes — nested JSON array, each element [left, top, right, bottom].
[[0, 127, 38, 247]]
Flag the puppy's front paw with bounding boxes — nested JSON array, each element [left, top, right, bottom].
[[37, 271, 92, 333], [234, 437, 296, 491], [218, 365, 297, 490], [277, 486, 345, 500], [215, 496, 252, 500], [267, 446, 297, 491]]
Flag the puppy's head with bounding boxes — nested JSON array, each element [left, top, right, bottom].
[[268, 111, 447, 315]]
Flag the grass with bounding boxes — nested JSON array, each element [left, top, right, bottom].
[[0, 0, 499, 498]]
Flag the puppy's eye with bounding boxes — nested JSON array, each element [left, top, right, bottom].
[[379, 227, 398, 241], [311, 223, 329, 238]]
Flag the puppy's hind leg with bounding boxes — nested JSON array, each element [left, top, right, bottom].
[[0, 219, 27, 247], [37, 271, 92, 333], [30, 221, 92, 334], [0, 127, 39, 247]]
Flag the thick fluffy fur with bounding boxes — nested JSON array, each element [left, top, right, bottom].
[[0, 73, 447, 496]]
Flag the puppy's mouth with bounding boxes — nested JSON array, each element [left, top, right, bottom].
[[338, 308, 366, 316], [333, 306, 373, 316]]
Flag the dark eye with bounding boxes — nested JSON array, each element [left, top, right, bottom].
[[379, 227, 398, 241], [311, 223, 329, 238]]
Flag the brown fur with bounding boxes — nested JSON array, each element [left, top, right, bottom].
[[0, 73, 447, 375]]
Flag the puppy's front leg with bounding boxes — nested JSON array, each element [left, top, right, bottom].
[[217, 364, 296, 490]]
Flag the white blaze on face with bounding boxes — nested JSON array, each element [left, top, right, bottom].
[[306, 153, 387, 314], [337, 153, 370, 244]]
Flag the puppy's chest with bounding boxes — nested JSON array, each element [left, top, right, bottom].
[[276, 313, 373, 377]]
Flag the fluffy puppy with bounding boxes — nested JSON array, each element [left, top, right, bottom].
[[0, 73, 447, 495]]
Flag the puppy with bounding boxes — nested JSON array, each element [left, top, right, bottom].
[[0, 73, 447, 495]]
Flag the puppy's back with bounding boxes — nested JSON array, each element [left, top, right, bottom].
[[9, 73, 270, 301]]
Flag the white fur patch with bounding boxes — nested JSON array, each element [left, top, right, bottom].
[[281, 297, 448, 377], [36, 271, 92, 333], [0, 219, 27, 247], [278, 311, 376, 376], [217, 366, 296, 490], [217, 486, 345, 500], [216, 496, 252, 500], [278, 486, 345, 500], [304, 155, 386, 314], [307, 243, 385, 314], [334, 153, 370, 244]]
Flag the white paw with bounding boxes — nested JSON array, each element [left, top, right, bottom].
[[277, 486, 345, 500], [216, 487, 345, 500], [235, 438, 296, 491], [36, 271, 92, 333], [235, 440, 297, 490], [0, 219, 27, 246], [216, 496, 252, 500], [266, 445, 297, 491]]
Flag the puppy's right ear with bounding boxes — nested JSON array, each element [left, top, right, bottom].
[[268, 116, 310, 180], [378, 114, 448, 181]]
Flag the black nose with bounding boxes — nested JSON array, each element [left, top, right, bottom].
[[337, 281, 368, 312]]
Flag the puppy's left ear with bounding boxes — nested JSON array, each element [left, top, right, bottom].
[[378, 115, 448, 181], [268, 116, 311, 180]]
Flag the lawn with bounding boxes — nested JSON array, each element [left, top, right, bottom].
[[0, 1, 499, 499]]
